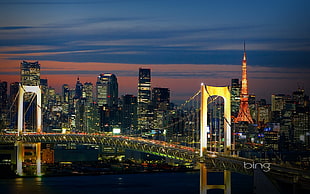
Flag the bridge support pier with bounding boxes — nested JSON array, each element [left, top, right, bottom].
[[16, 142, 42, 176], [200, 163, 231, 194], [16, 84, 42, 176], [16, 141, 23, 176]]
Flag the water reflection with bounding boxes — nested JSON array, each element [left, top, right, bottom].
[[12, 177, 44, 193]]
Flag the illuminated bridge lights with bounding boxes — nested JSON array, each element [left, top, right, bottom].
[[0, 134, 262, 174]]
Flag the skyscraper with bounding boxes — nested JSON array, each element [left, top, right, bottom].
[[83, 82, 93, 103], [235, 44, 254, 124], [96, 73, 119, 131], [96, 74, 118, 107], [152, 87, 170, 133], [137, 68, 151, 132], [20, 61, 40, 86], [74, 77, 83, 99], [0, 81, 7, 111], [122, 94, 137, 134], [62, 84, 70, 103], [152, 87, 170, 111], [0, 81, 8, 129], [230, 78, 240, 117], [9, 82, 19, 129]]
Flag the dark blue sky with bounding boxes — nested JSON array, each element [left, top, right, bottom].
[[1, 0, 310, 101]]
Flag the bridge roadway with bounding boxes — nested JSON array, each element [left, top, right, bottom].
[[1, 133, 310, 187]]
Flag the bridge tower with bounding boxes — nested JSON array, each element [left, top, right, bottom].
[[200, 84, 232, 194], [16, 84, 42, 176]]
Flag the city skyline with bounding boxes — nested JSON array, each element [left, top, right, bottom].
[[1, 0, 310, 102]]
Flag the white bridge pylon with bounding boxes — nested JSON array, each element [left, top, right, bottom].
[[16, 84, 42, 176], [200, 84, 231, 156], [18, 84, 42, 134], [200, 84, 232, 194]]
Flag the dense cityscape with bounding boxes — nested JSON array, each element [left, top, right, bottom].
[[0, 52, 309, 194], [1, 0, 310, 193], [1, 58, 309, 165]]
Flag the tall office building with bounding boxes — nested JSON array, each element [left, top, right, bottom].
[[291, 89, 310, 146], [20, 61, 40, 86], [96, 73, 118, 107], [271, 94, 290, 112], [235, 44, 254, 124], [0, 81, 7, 111], [83, 82, 93, 103], [62, 84, 70, 103], [122, 94, 138, 134], [152, 87, 170, 111], [137, 68, 151, 132], [152, 87, 170, 132], [75, 77, 83, 99], [9, 82, 19, 129], [230, 78, 241, 118], [96, 73, 119, 131], [40, 79, 48, 105], [0, 81, 8, 129]]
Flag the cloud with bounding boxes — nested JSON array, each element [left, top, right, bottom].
[[0, 26, 35, 30], [0, 0, 112, 5]]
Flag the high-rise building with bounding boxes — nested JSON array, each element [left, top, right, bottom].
[[0, 81, 7, 111], [271, 94, 290, 112], [83, 82, 93, 103], [257, 105, 271, 126], [62, 84, 70, 103], [9, 82, 19, 129], [152, 87, 170, 111], [137, 68, 151, 132], [74, 77, 83, 99], [231, 78, 240, 117], [152, 87, 170, 133], [40, 79, 48, 105], [122, 94, 137, 134], [235, 44, 254, 124], [96, 73, 118, 107], [96, 73, 119, 131], [20, 61, 40, 86], [291, 89, 310, 146], [0, 81, 8, 129]]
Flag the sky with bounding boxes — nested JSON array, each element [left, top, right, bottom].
[[0, 0, 310, 103]]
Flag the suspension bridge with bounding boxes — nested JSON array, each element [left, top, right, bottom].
[[1, 83, 310, 194]]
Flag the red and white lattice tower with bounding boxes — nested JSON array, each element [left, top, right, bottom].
[[234, 43, 254, 124]]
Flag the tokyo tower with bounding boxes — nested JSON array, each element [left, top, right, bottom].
[[234, 43, 254, 124]]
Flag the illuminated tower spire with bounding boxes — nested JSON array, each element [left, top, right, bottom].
[[235, 42, 254, 123]]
